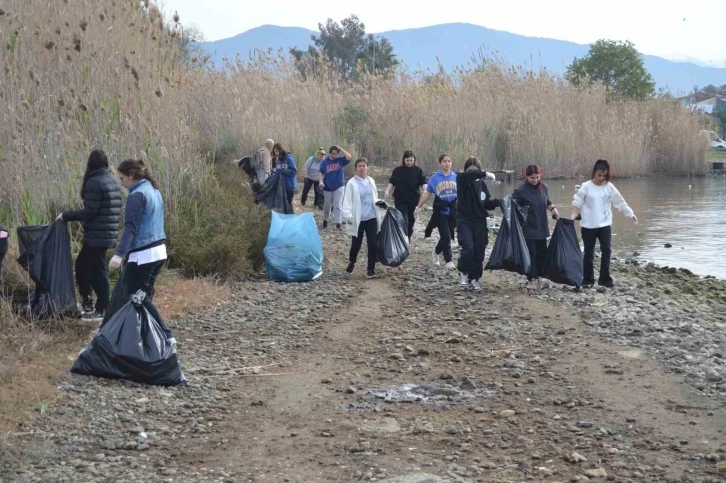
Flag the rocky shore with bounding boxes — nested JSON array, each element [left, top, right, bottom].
[[2, 210, 725, 483]]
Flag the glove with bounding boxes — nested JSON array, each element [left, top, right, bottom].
[[108, 255, 123, 270], [631, 214, 638, 225], [551, 208, 560, 220], [344, 217, 353, 225], [56, 213, 64, 221]]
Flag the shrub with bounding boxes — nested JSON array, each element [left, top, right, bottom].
[[166, 167, 270, 281]]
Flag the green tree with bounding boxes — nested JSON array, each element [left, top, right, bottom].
[[565, 39, 656, 101], [290, 15, 397, 79], [702, 84, 719, 95]]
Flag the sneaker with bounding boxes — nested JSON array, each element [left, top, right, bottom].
[[431, 248, 441, 266], [345, 262, 355, 274], [581, 283, 594, 289], [469, 279, 482, 292], [81, 300, 94, 315], [526, 280, 537, 291], [444, 261, 456, 270], [322, 220, 328, 229], [335, 223, 342, 230], [367, 270, 377, 279], [81, 310, 105, 322], [458, 272, 469, 287], [598, 280, 615, 288]]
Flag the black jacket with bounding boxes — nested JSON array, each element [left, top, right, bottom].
[[511, 181, 552, 240], [456, 170, 499, 222], [0, 223, 8, 272], [63, 169, 122, 249]]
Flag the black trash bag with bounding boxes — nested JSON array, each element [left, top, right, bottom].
[[255, 173, 293, 214], [0, 223, 8, 276], [71, 290, 187, 386], [485, 195, 531, 276], [315, 184, 325, 210], [16, 221, 78, 318], [543, 218, 584, 287], [376, 207, 410, 267], [102, 262, 131, 325]]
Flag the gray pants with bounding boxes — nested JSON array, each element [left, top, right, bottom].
[[255, 167, 268, 184], [323, 187, 344, 224]]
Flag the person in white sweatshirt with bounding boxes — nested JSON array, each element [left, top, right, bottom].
[[571, 159, 637, 289], [341, 158, 384, 279]]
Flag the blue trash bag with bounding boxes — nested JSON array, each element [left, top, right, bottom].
[[264, 211, 323, 282]]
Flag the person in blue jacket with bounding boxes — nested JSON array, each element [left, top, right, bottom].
[[271, 142, 298, 208], [318, 145, 353, 229]]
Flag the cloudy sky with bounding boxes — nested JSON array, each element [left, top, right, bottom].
[[160, 0, 725, 64]]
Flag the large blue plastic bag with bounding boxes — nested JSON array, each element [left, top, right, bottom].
[[264, 211, 323, 282]]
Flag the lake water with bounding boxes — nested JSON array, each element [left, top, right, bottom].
[[488, 176, 726, 279]]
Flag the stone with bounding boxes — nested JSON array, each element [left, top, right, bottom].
[[584, 468, 608, 478], [500, 410, 516, 418]]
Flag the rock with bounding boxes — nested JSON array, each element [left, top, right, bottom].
[[390, 353, 405, 361], [718, 461, 726, 473], [664, 243, 672, 248], [584, 468, 608, 478], [577, 421, 594, 428], [346, 386, 358, 394], [382, 473, 447, 483], [571, 452, 588, 463], [500, 410, 516, 418]]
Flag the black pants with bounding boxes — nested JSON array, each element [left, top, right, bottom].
[[349, 218, 378, 272], [435, 214, 453, 263], [0, 237, 8, 277], [125, 259, 172, 338], [301, 178, 321, 207], [395, 201, 416, 239], [457, 219, 488, 280], [526, 239, 548, 281], [286, 190, 295, 206], [76, 246, 110, 312], [581, 226, 612, 286]]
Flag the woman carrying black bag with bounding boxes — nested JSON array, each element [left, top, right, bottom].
[[57, 150, 122, 321], [106, 158, 173, 340], [384, 150, 427, 242], [512, 164, 559, 291], [456, 157, 498, 292]]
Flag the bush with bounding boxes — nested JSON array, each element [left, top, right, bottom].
[[166, 167, 270, 281]]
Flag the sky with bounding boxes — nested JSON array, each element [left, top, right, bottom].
[[159, 0, 725, 65]]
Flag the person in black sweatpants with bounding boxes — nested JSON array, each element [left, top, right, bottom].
[[456, 157, 499, 292], [385, 150, 427, 241], [512, 164, 559, 291]]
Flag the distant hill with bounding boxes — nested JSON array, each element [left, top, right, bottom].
[[202, 23, 726, 94]]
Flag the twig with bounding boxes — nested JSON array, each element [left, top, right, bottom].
[[238, 373, 290, 377], [216, 363, 277, 375]]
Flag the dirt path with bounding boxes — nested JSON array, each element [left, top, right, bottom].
[[2, 227, 726, 482]]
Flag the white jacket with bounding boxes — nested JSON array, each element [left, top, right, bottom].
[[341, 176, 383, 237], [572, 180, 634, 229]]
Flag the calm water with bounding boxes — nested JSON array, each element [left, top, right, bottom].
[[488, 176, 726, 279]]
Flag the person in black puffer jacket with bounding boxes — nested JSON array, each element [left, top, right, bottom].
[[58, 149, 122, 320], [0, 223, 8, 280]]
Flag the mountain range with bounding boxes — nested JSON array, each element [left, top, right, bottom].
[[202, 23, 726, 95]]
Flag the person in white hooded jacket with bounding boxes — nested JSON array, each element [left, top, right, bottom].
[[341, 158, 384, 278], [571, 159, 637, 289]]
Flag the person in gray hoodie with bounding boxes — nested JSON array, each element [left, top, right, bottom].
[[301, 148, 325, 208]]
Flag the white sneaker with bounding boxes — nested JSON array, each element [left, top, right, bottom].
[[432, 248, 441, 266], [458, 272, 469, 287], [444, 261, 456, 270], [469, 279, 482, 292], [526, 280, 537, 291]]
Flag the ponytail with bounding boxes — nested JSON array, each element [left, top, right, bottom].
[[117, 158, 160, 189]]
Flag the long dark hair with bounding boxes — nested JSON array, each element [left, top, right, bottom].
[[81, 150, 109, 199], [272, 142, 288, 159], [463, 157, 482, 171], [592, 159, 611, 182], [117, 158, 160, 189], [401, 150, 416, 166]]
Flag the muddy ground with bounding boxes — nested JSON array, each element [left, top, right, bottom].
[[2, 210, 726, 483]]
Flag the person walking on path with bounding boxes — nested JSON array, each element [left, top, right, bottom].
[[271, 142, 298, 207], [512, 164, 559, 291], [301, 148, 325, 208], [341, 158, 383, 279], [455, 157, 499, 292], [106, 158, 173, 339], [57, 149, 122, 321], [415, 154, 458, 269], [384, 149, 427, 242], [319, 145, 353, 229], [571, 159, 637, 289]]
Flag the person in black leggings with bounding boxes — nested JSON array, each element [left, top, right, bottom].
[[385, 150, 427, 242]]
